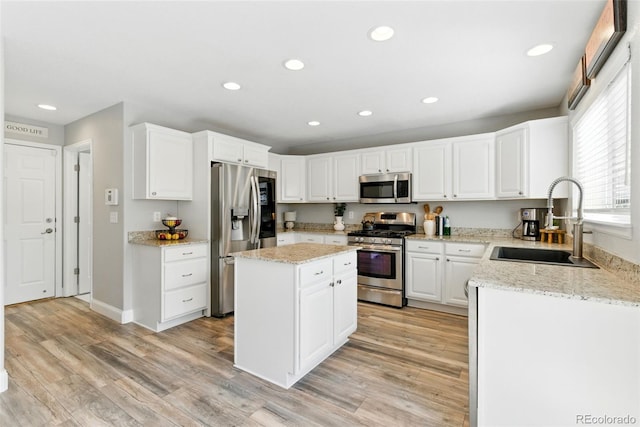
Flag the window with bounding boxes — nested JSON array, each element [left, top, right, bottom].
[[573, 62, 631, 227]]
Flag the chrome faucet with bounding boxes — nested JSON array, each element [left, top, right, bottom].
[[546, 176, 584, 258]]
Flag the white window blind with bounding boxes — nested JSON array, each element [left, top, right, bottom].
[[573, 62, 631, 225]]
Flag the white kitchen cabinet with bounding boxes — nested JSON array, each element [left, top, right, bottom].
[[412, 141, 452, 200], [475, 287, 639, 426], [323, 234, 348, 245], [412, 133, 494, 201], [405, 240, 443, 302], [332, 152, 360, 201], [280, 155, 306, 202], [307, 153, 360, 202], [444, 243, 486, 307], [360, 146, 412, 174], [452, 134, 495, 199], [234, 249, 358, 388], [276, 232, 297, 246], [405, 240, 485, 313], [296, 233, 324, 244], [195, 130, 270, 169], [131, 123, 193, 200], [496, 117, 569, 198], [307, 155, 333, 202], [132, 242, 209, 332]]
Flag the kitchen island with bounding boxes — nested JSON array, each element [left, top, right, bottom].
[[466, 241, 639, 427], [232, 243, 359, 389]]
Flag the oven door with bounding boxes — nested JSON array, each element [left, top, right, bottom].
[[354, 244, 403, 290]]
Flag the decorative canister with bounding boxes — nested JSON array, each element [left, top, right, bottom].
[[424, 220, 435, 236]]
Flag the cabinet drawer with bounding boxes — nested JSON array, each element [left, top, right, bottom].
[[164, 244, 207, 262], [445, 243, 486, 258], [324, 235, 348, 245], [405, 240, 444, 254], [333, 252, 357, 275], [300, 259, 333, 286], [163, 283, 207, 321], [297, 234, 324, 244], [164, 258, 207, 291]]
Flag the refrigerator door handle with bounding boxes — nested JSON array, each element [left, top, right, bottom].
[[255, 177, 262, 248], [250, 175, 259, 245]]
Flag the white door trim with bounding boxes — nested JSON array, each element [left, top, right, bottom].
[[5, 139, 63, 298], [63, 139, 93, 298]]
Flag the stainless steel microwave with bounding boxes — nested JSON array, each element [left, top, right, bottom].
[[359, 172, 412, 203]]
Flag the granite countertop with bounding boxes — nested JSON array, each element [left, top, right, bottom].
[[464, 238, 639, 307], [232, 242, 359, 265], [129, 236, 209, 247]]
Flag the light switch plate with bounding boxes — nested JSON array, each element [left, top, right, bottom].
[[110, 212, 118, 223], [153, 211, 161, 222]]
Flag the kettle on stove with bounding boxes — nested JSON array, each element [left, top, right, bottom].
[[361, 214, 375, 231]]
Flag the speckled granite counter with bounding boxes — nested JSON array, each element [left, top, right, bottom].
[[465, 238, 638, 307], [232, 242, 358, 265], [129, 236, 209, 247]]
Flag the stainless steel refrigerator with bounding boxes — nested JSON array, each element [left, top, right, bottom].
[[210, 162, 277, 317]]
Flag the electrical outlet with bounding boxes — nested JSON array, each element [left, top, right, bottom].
[[153, 211, 161, 222], [348, 211, 354, 219]]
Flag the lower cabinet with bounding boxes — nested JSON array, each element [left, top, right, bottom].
[[277, 232, 348, 246], [405, 240, 486, 314], [132, 243, 209, 332], [234, 250, 357, 388]]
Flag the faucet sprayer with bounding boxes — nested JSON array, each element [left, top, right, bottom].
[[546, 176, 585, 258]]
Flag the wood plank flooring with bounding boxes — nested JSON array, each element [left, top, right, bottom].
[[1, 297, 469, 426]]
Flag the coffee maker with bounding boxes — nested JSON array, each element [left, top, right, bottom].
[[520, 208, 547, 241]]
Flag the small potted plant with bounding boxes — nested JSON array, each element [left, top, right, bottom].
[[333, 203, 347, 231]]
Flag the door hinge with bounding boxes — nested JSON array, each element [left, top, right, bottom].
[[74, 268, 80, 275], [74, 216, 80, 223], [74, 164, 80, 172]]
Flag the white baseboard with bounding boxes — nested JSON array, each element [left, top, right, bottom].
[[0, 369, 8, 393], [90, 298, 133, 324]]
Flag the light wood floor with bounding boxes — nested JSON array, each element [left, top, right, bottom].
[[1, 297, 470, 426]]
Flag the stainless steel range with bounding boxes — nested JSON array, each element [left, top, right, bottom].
[[347, 212, 416, 308]]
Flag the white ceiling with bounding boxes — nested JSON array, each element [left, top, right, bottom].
[[3, 0, 606, 154]]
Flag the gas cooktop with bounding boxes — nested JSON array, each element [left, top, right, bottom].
[[347, 229, 415, 238]]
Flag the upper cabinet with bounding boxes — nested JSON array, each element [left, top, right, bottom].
[[496, 117, 568, 199], [360, 146, 412, 174], [452, 134, 495, 200], [307, 153, 360, 202], [199, 130, 270, 169], [413, 133, 495, 201], [131, 123, 193, 200], [280, 155, 306, 202]]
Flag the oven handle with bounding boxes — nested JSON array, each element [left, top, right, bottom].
[[350, 244, 402, 252], [393, 174, 398, 203]]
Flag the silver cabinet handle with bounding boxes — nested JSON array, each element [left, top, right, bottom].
[[181, 273, 193, 277], [343, 262, 351, 266], [182, 252, 193, 256], [41, 228, 53, 234], [336, 279, 342, 285], [314, 270, 324, 276], [458, 249, 471, 252], [182, 297, 193, 303], [464, 281, 469, 298]]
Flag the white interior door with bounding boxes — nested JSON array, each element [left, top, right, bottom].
[[78, 152, 92, 295], [4, 144, 57, 305]]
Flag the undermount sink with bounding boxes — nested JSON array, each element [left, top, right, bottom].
[[490, 246, 599, 269]]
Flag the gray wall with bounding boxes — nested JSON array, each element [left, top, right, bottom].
[[65, 103, 126, 311]]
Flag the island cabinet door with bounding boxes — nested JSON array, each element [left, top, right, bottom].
[[333, 270, 357, 344], [299, 279, 334, 373]]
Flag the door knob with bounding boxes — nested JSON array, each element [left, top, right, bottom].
[[41, 228, 53, 234]]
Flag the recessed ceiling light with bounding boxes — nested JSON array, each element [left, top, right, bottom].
[[369, 26, 395, 42], [307, 121, 320, 126], [37, 104, 57, 111], [222, 82, 241, 90], [526, 44, 553, 57], [358, 110, 373, 117], [284, 59, 305, 71], [422, 97, 439, 104]]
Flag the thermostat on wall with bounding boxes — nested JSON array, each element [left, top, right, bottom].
[[105, 188, 119, 205]]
